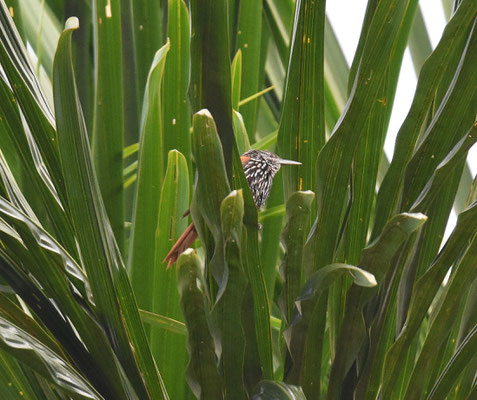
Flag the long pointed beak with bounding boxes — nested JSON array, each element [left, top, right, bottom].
[[279, 158, 301, 165]]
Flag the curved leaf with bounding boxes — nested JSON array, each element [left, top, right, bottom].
[[0, 2, 66, 207], [0, 78, 77, 257], [327, 212, 427, 399], [373, 0, 476, 237], [285, 262, 376, 395], [382, 201, 477, 397], [0, 315, 104, 400], [233, 110, 251, 156]]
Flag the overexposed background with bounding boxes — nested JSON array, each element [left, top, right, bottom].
[[327, 0, 463, 166], [327, 0, 475, 242]]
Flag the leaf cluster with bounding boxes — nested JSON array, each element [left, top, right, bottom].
[[0, 0, 476, 399]]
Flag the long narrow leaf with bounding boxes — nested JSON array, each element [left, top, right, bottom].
[[277, 0, 326, 204], [403, 237, 477, 399], [91, 0, 125, 250], [280, 190, 314, 324], [305, 0, 418, 272], [426, 324, 477, 400], [129, 42, 170, 311], [236, 0, 263, 139], [163, 0, 191, 165], [382, 201, 477, 397], [372, 0, 476, 238], [53, 18, 167, 399], [151, 150, 190, 399], [189, 0, 235, 174]]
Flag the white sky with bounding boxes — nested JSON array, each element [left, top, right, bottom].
[[327, 1, 475, 173], [326, 0, 477, 242]]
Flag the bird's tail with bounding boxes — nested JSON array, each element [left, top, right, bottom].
[[163, 223, 198, 269]]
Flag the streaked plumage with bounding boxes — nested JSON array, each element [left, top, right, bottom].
[[242, 150, 287, 208], [163, 150, 300, 267]]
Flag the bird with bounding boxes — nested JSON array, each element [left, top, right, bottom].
[[163, 150, 301, 268]]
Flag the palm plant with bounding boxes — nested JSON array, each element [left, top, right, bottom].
[[0, 0, 476, 399]]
